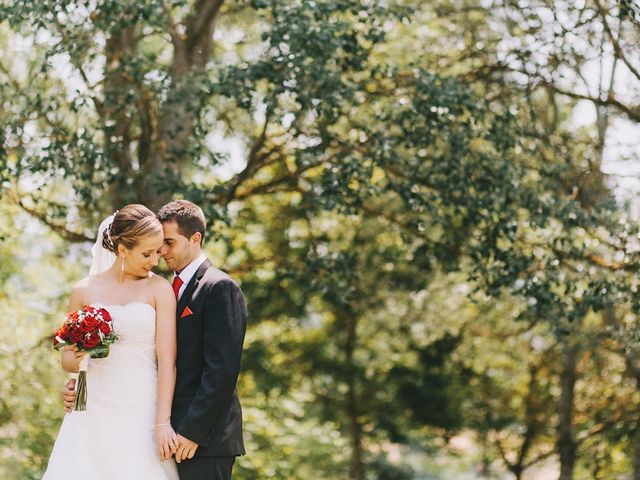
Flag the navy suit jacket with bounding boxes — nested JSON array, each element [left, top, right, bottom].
[[171, 259, 246, 457]]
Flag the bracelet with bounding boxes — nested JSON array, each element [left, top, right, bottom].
[[155, 423, 171, 428]]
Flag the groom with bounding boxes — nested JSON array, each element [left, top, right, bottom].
[[64, 199, 247, 480]]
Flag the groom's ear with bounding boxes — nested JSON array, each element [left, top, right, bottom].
[[190, 232, 202, 246]]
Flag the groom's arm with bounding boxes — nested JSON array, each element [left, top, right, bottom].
[[177, 278, 247, 446], [62, 378, 77, 413]]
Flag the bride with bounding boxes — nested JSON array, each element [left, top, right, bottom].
[[43, 204, 179, 480]]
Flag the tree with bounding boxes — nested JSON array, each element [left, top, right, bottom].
[[2, 1, 639, 478]]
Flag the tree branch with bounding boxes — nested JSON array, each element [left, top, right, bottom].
[[224, 104, 274, 203], [51, 17, 104, 116], [4, 188, 93, 243], [187, 0, 226, 45], [541, 81, 640, 123], [595, 0, 640, 82]]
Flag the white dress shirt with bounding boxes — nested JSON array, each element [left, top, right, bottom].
[[174, 253, 207, 300]]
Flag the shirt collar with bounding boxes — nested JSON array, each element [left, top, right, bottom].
[[175, 253, 207, 288]]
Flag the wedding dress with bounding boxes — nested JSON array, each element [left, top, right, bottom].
[[43, 302, 179, 480]]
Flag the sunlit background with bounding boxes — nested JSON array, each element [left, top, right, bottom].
[[1, 1, 640, 479]]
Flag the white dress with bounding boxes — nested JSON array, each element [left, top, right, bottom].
[[43, 303, 179, 480]]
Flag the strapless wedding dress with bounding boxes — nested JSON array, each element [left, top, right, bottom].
[[43, 303, 178, 480]]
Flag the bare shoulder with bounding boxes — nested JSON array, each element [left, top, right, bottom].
[[148, 273, 173, 295], [70, 276, 93, 297], [73, 275, 91, 289], [68, 276, 92, 310], [148, 274, 175, 313], [74, 273, 112, 298]]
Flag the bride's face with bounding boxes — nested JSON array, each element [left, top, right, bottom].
[[121, 233, 164, 278]]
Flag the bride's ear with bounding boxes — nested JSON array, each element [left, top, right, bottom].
[[117, 244, 127, 257]]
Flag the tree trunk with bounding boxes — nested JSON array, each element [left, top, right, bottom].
[[558, 343, 578, 480], [601, 308, 640, 480], [509, 363, 540, 480], [103, 26, 137, 209], [347, 376, 365, 480], [478, 430, 492, 478], [344, 314, 365, 480], [147, 0, 225, 209], [632, 424, 640, 480], [99, 2, 226, 210]]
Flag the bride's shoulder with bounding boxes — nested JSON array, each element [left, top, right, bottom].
[[72, 274, 107, 291], [70, 274, 111, 295], [70, 276, 92, 293], [148, 273, 172, 291], [148, 273, 174, 304], [68, 276, 93, 309]]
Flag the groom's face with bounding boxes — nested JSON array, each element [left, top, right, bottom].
[[160, 221, 200, 273]]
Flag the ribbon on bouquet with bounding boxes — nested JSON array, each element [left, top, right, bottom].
[[74, 355, 90, 411]]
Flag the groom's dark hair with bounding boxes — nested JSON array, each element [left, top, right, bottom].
[[157, 200, 206, 245]]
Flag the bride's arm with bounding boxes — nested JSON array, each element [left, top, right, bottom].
[[154, 278, 178, 459], [61, 285, 86, 373]]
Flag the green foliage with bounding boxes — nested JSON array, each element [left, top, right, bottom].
[[390, 333, 469, 434], [0, 202, 87, 478], [2, 0, 640, 478]]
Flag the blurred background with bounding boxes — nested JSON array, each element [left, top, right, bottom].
[[1, 1, 640, 478]]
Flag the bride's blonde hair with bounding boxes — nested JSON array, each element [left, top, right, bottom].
[[101, 204, 162, 253]]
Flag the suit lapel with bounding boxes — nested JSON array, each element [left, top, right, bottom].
[[177, 259, 212, 316]]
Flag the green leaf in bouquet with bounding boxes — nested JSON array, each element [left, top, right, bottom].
[[88, 345, 110, 359]]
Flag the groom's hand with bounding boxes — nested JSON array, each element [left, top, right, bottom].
[[62, 378, 77, 413], [174, 434, 198, 463]]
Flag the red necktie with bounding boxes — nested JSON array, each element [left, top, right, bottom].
[[172, 276, 184, 299]]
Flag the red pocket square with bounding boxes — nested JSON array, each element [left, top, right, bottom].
[[181, 306, 193, 318]]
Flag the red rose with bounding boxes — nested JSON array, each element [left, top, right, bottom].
[[63, 324, 75, 335], [83, 333, 101, 349], [98, 322, 112, 335], [98, 309, 111, 321], [70, 329, 84, 344], [80, 316, 99, 333]]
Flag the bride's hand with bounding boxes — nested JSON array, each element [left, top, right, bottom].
[[62, 345, 86, 362], [156, 424, 178, 461]]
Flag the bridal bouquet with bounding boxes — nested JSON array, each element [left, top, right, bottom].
[[53, 305, 118, 410]]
